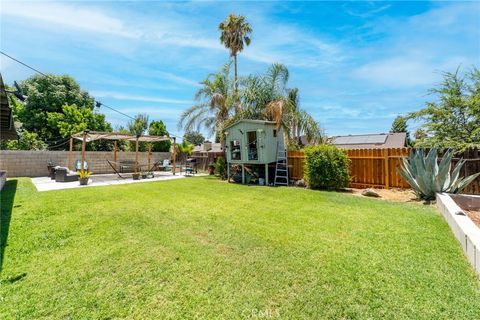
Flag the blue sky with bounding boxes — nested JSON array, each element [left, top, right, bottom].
[[1, 1, 479, 138]]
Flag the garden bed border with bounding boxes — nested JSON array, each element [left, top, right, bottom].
[[436, 193, 480, 275]]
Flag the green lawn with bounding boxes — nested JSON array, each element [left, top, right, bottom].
[[1, 177, 479, 319]]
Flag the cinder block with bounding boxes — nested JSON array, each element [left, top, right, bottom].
[[475, 245, 480, 274], [466, 237, 476, 267]]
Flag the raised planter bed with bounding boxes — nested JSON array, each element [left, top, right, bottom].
[[436, 193, 480, 274]]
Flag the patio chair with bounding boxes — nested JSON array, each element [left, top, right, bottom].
[[74, 160, 89, 171], [55, 167, 79, 182], [159, 159, 172, 171]]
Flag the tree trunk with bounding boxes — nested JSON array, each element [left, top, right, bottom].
[[233, 54, 240, 114], [234, 54, 238, 93]]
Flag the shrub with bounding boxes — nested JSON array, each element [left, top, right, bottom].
[[214, 156, 227, 180], [304, 144, 350, 190]]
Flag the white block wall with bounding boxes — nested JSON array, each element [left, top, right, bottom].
[[436, 193, 480, 274]]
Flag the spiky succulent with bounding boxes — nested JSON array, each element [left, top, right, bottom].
[[399, 149, 480, 200]]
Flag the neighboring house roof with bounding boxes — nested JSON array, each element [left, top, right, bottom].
[[330, 133, 407, 149], [193, 142, 223, 153], [0, 73, 19, 141]]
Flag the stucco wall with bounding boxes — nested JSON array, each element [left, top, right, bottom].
[[0, 151, 171, 177]]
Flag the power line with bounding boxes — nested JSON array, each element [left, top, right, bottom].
[[2, 51, 184, 139], [95, 101, 135, 121], [1, 51, 137, 122], [1, 51, 48, 77]]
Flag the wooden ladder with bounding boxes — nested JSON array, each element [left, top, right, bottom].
[[274, 141, 289, 186]]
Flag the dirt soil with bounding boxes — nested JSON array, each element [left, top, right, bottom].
[[465, 210, 480, 229], [349, 188, 419, 203]]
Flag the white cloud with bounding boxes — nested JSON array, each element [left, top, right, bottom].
[[91, 91, 193, 105], [1, 1, 344, 69], [155, 71, 201, 88], [345, 3, 391, 18], [1, 1, 139, 38]]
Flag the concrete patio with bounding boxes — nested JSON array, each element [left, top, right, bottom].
[[32, 171, 206, 192]]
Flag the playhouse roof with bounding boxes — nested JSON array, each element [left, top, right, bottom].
[[223, 119, 277, 130]]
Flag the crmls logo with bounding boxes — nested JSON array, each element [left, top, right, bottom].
[[244, 308, 281, 318]]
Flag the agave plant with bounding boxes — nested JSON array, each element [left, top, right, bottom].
[[399, 149, 480, 200]]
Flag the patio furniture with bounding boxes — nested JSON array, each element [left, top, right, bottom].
[[74, 160, 89, 171], [186, 158, 197, 174], [159, 159, 172, 171], [47, 161, 58, 179], [119, 160, 137, 173], [145, 159, 162, 173], [55, 167, 79, 182], [106, 160, 127, 179]]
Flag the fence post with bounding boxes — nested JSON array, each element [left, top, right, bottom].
[[384, 148, 389, 189]]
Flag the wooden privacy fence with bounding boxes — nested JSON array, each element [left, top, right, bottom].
[[190, 152, 224, 171], [288, 147, 480, 194]]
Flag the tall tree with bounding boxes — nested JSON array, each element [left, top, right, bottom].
[[128, 113, 149, 136], [241, 64, 323, 145], [128, 113, 150, 152], [183, 131, 205, 146], [148, 120, 171, 152], [219, 13, 252, 110], [390, 115, 411, 146], [17, 74, 96, 142], [407, 67, 480, 150], [47, 104, 113, 150], [178, 63, 235, 142]]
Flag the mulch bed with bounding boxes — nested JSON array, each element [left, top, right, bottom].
[[465, 210, 480, 229]]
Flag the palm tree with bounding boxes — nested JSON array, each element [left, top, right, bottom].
[[241, 64, 324, 145], [241, 63, 289, 120], [219, 13, 252, 107], [178, 64, 235, 143], [284, 88, 324, 145]]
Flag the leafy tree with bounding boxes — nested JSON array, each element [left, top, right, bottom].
[[47, 104, 113, 150], [407, 67, 480, 150], [115, 126, 131, 151], [128, 114, 150, 152], [128, 113, 149, 136], [219, 13, 252, 107], [183, 131, 205, 146], [390, 115, 411, 146], [148, 120, 171, 152], [17, 74, 95, 142], [47, 104, 107, 137], [2, 130, 46, 150]]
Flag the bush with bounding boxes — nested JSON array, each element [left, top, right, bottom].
[[214, 156, 227, 180], [304, 144, 350, 190]]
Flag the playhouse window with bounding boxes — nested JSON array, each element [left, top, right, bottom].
[[247, 131, 258, 160], [230, 140, 241, 160]]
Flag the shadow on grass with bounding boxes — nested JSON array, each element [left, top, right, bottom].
[[1, 179, 18, 274]]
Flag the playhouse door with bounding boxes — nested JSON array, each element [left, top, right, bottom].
[[247, 131, 258, 161]]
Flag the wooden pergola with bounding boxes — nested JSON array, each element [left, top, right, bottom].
[[70, 131, 176, 174]]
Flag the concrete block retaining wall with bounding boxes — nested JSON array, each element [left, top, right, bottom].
[[436, 193, 480, 275], [0, 151, 171, 177]]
